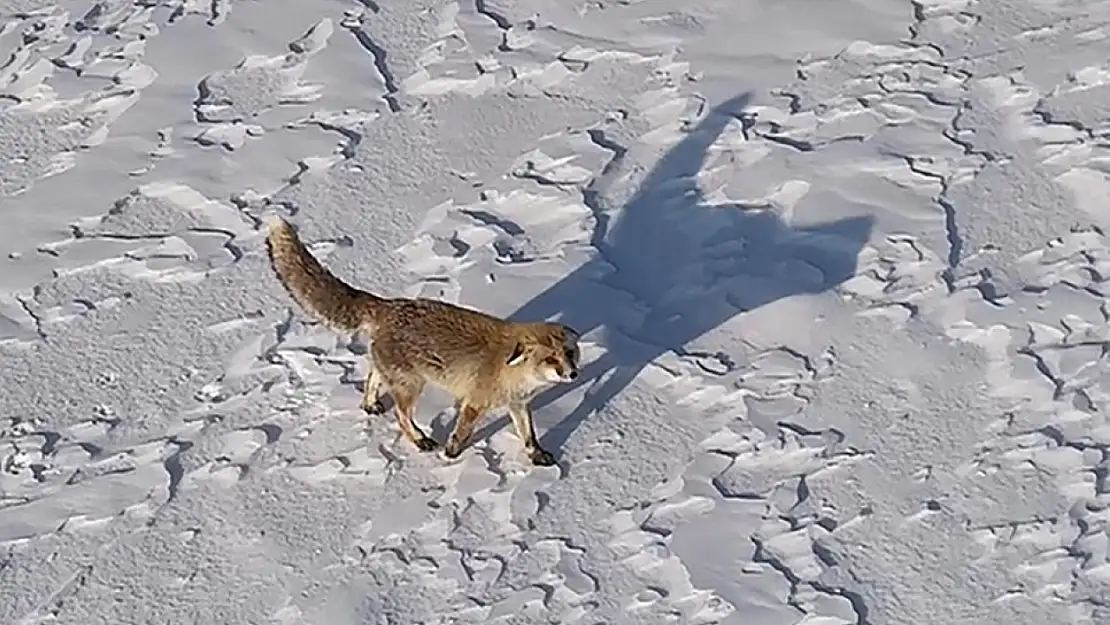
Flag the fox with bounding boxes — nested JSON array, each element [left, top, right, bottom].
[[263, 216, 581, 466]]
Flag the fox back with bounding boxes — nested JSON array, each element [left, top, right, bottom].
[[369, 298, 580, 407]]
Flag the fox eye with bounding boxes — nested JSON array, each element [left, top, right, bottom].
[[544, 356, 560, 366]]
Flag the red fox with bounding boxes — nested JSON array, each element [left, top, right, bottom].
[[264, 217, 580, 466]]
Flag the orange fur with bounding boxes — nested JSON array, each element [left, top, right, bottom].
[[265, 216, 580, 465]]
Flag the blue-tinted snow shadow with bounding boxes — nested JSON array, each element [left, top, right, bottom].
[[481, 93, 874, 460]]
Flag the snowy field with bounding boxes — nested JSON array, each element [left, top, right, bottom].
[[3, 0, 1110, 623]]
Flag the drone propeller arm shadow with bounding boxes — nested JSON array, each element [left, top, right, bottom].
[[501, 91, 874, 462]]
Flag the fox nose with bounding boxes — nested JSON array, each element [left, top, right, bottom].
[[567, 370, 578, 380]]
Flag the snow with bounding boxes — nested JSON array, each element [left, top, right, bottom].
[[3, 0, 1110, 623]]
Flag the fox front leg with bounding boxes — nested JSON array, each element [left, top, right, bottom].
[[508, 402, 555, 467]]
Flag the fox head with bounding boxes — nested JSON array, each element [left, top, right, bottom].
[[507, 323, 581, 384]]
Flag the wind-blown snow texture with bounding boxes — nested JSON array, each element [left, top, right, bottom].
[[3, 0, 1110, 623]]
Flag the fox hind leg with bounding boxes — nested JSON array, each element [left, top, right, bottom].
[[360, 364, 389, 415], [444, 402, 484, 459], [385, 376, 436, 452]]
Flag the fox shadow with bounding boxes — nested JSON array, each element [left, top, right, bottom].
[[473, 93, 874, 460]]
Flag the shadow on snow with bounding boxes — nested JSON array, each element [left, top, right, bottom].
[[476, 93, 874, 460]]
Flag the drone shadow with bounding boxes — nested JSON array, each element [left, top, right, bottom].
[[474, 93, 874, 459]]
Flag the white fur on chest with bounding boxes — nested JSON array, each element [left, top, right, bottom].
[[499, 374, 555, 406]]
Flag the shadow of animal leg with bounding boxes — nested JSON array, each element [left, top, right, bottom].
[[532, 355, 614, 411], [540, 363, 642, 459], [469, 356, 616, 449]]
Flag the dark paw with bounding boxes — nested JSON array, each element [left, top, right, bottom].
[[443, 442, 463, 459], [362, 399, 387, 415], [528, 448, 556, 467], [414, 437, 438, 452]]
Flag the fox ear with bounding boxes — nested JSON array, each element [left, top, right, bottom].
[[506, 343, 527, 366]]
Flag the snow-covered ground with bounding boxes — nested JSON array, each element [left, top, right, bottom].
[[3, 0, 1110, 623]]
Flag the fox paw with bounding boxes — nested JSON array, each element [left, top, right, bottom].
[[362, 399, 388, 415], [528, 448, 556, 467], [414, 437, 438, 452], [443, 442, 464, 459]]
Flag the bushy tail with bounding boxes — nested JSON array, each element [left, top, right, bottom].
[[264, 217, 380, 332]]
